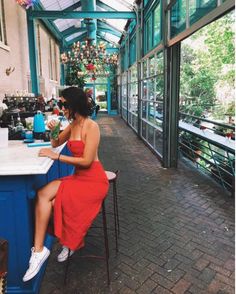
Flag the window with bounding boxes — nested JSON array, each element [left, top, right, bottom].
[[145, 15, 152, 52], [49, 38, 53, 80], [0, 0, 7, 46], [153, 3, 161, 46], [49, 37, 58, 81]]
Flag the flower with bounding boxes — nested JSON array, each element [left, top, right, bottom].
[[16, 0, 37, 9]]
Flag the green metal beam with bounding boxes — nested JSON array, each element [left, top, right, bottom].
[[26, 11, 39, 95], [97, 0, 116, 11], [29, 11, 136, 20]]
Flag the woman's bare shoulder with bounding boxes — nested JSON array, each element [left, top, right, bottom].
[[86, 118, 99, 130]]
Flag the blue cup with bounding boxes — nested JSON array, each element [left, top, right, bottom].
[[25, 131, 33, 140]]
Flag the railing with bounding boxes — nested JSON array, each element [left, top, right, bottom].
[[179, 118, 235, 194], [179, 112, 235, 139]]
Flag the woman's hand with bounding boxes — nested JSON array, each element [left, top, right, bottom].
[[47, 119, 58, 130], [39, 148, 59, 160]]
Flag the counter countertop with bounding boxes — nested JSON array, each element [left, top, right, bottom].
[[0, 140, 64, 176]]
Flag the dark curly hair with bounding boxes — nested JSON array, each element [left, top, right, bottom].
[[60, 87, 92, 119]]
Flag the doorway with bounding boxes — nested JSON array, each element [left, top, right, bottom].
[[85, 83, 108, 113]]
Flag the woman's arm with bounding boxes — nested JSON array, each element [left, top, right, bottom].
[[59, 123, 100, 167]]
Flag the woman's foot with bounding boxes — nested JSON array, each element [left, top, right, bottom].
[[57, 246, 74, 262], [23, 246, 50, 282]]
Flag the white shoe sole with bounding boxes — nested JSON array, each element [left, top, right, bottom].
[[57, 250, 74, 262], [23, 250, 50, 282]]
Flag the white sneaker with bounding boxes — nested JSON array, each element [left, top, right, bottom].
[[57, 246, 74, 262], [23, 247, 50, 282]]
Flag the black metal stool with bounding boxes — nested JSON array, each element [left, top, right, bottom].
[[105, 170, 120, 253], [64, 199, 110, 286]]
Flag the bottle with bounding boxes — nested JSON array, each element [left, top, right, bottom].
[[10, 115, 15, 128], [50, 120, 60, 140], [16, 113, 23, 132]]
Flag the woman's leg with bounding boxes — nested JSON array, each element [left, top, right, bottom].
[[34, 180, 61, 252]]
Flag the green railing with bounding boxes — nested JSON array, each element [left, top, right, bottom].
[[179, 115, 235, 193]]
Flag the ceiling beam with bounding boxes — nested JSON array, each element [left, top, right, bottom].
[[28, 11, 136, 20], [97, 24, 122, 37]]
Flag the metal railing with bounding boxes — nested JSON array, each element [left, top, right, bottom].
[[179, 117, 235, 193]]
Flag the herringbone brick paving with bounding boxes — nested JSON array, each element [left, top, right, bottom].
[[40, 115, 235, 294]]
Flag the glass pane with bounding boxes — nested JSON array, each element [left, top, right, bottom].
[[142, 101, 147, 119], [149, 56, 155, 76], [131, 64, 138, 82], [142, 80, 147, 100], [143, 60, 147, 78], [147, 78, 155, 101], [157, 51, 164, 74], [147, 124, 154, 145], [129, 83, 138, 113], [153, 3, 161, 45], [189, 0, 217, 25], [155, 101, 164, 128], [147, 102, 155, 123], [129, 34, 136, 65], [156, 76, 164, 99], [142, 121, 147, 138], [170, 0, 187, 38], [154, 128, 163, 155]]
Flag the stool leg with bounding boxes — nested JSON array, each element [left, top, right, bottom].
[[64, 249, 71, 286], [112, 182, 118, 253], [113, 180, 120, 235], [102, 202, 110, 285]]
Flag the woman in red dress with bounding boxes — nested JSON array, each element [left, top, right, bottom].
[[23, 87, 109, 282]]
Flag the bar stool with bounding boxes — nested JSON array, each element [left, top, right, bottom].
[[105, 170, 120, 253], [64, 199, 110, 286]]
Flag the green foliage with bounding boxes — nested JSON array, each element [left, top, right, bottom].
[[180, 11, 235, 118]]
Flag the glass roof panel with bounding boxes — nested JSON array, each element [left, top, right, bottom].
[[99, 0, 133, 11], [39, 0, 136, 44], [101, 32, 120, 44], [40, 0, 77, 10], [65, 31, 84, 42]]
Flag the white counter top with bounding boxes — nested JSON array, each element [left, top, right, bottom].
[[0, 141, 65, 176]]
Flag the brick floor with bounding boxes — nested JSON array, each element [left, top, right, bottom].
[[40, 115, 235, 294]]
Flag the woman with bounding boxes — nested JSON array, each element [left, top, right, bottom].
[[23, 87, 109, 282]]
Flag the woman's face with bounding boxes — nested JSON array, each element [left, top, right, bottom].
[[60, 97, 70, 119]]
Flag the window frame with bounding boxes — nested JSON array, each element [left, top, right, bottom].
[[0, 0, 8, 50]]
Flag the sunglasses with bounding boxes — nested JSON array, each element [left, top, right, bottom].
[[58, 101, 69, 110]]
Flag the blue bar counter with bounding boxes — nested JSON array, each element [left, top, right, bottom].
[[0, 141, 72, 294]]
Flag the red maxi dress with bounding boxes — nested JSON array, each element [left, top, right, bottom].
[[53, 140, 109, 251]]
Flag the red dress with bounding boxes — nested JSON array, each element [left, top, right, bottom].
[[53, 140, 109, 250]]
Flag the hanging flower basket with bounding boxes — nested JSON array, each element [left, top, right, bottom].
[[16, 0, 37, 9]]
